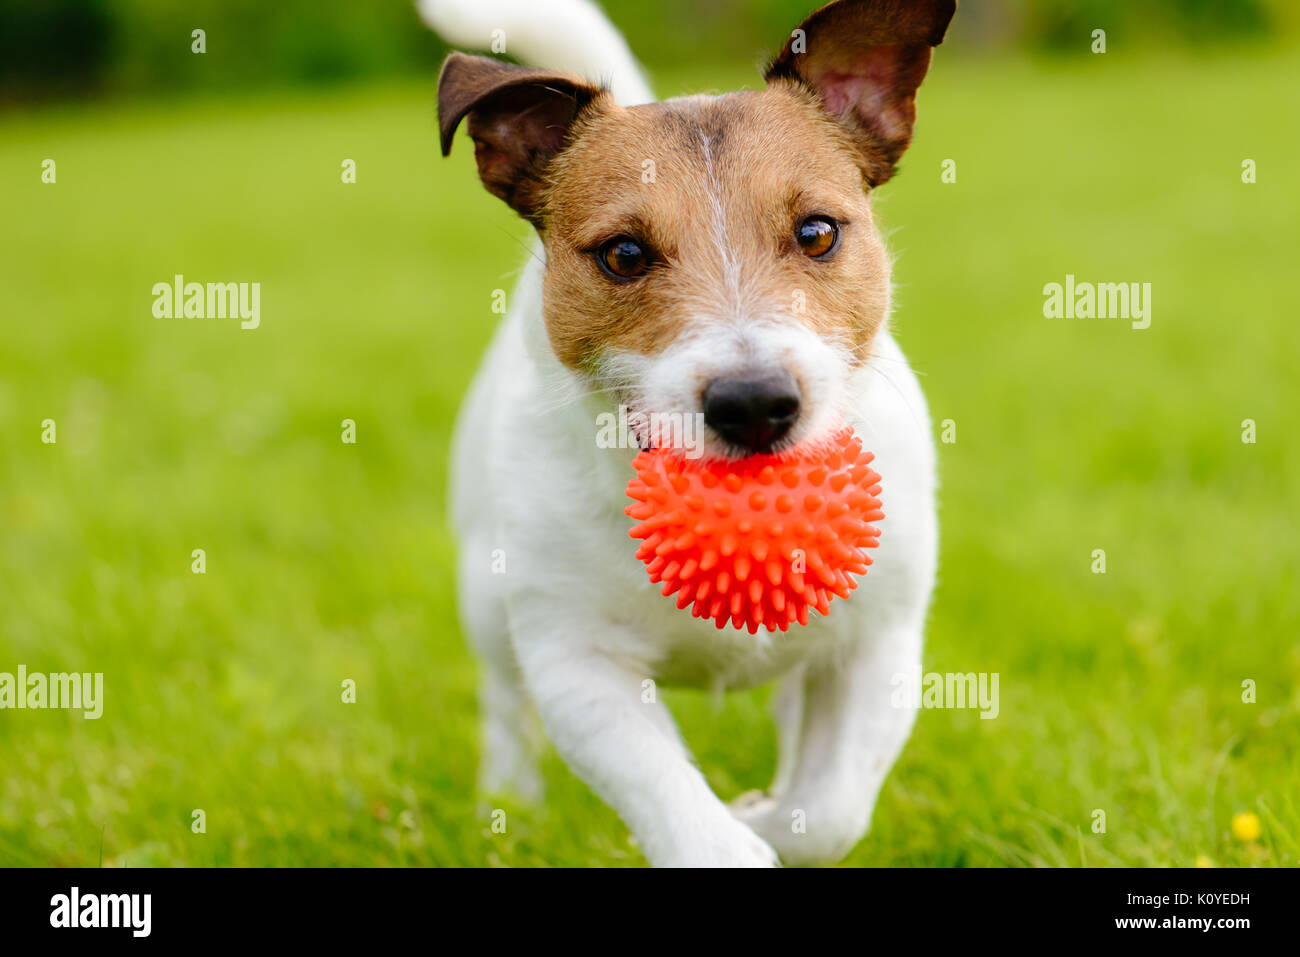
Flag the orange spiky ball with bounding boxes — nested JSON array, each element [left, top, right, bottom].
[[625, 426, 883, 634]]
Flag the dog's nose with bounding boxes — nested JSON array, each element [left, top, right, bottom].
[[702, 372, 801, 454]]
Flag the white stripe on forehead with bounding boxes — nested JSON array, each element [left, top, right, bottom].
[[698, 132, 744, 319]]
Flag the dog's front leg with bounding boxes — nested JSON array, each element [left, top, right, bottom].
[[512, 606, 778, 867], [734, 619, 922, 866]]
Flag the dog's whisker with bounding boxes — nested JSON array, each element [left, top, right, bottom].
[[866, 347, 927, 377], [496, 227, 546, 270], [862, 361, 928, 432]]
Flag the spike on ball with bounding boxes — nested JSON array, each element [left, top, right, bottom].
[[626, 426, 883, 634]]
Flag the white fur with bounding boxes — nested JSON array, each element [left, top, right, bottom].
[[417, 0, 654, 105], [603, 319, 854, 460], [429, 1, 938, 867]]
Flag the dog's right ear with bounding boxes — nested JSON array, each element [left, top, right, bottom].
[[438, 52, 604, 223], [766, 0, 956, 186]]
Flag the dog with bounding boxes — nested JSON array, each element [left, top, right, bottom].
[[421, 0, 953, 866]]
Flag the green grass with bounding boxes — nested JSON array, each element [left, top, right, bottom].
[[1, 48, 1298, 867]]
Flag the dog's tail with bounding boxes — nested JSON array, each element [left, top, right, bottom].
[[416, 0, 654, 105]]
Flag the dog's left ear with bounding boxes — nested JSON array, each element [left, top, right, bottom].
[[766, 0, 956, 186], [438, 52, 605, 223]]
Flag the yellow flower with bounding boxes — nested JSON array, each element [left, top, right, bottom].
[[1231, 811, 1261, 843], [1194, 854, 1214, 868]]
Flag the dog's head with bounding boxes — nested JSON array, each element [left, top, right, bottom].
[[438, 0, 954, 457]]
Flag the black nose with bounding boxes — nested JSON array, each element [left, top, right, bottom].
[[702, 372, 801, 454]]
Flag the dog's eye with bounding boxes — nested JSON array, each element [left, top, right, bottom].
[[598, 237, 650, 279], [795, 216, 839, 259]]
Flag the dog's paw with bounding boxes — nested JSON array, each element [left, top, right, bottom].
[[729, 795, 867, 867], [657, 816, 780, 868], [711, 820, 782, 868], [729, 788, 778, 819]]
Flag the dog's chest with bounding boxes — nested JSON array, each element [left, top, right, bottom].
[[581, 514, 840, 689], [644, 621, 832, 689]]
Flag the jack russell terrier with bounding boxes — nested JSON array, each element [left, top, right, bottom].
[[420, 0, 953, 866]]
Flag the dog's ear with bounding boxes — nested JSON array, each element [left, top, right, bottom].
[[766, 0, 955, 186], [438, 52, 604, 222]]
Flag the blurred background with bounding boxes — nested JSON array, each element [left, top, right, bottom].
[[1, 2, 1297, 867], [3, 0, 1300, 104]]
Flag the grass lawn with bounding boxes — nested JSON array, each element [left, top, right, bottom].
[[1, 48, 1297, 867]]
